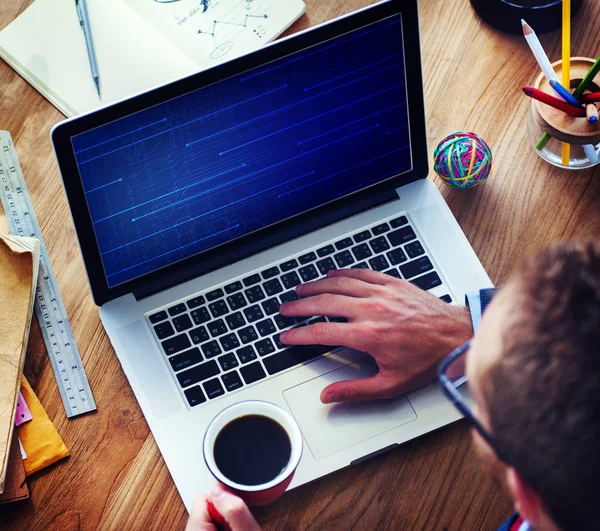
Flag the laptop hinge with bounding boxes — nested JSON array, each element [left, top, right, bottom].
[[133, 186, 398, 301]]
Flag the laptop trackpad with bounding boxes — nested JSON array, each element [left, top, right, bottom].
[[283, 356, 417, 460]]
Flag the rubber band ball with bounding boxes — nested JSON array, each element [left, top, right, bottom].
[[433, 132, 493, 189]]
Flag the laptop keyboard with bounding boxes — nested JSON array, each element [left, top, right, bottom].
[[146, 214, 453, 409]]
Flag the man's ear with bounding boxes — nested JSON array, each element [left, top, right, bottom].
[[505, 467, 543, 526]]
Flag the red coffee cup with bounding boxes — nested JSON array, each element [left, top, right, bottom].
[[203, 400, 303, 507]]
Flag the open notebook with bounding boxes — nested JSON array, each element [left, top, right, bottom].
[[0, 235, 40, 494], [0, 0, 305, 117]]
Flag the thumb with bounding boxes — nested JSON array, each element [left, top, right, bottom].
[[320, 374, 400, 404], [209, 485, 262, 531]]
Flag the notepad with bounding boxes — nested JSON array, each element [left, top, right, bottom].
[[0, 0, 305, 117], [0, 235, 40, 494]]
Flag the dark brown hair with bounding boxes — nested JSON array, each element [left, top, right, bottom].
[[488, 241, 600, 531]]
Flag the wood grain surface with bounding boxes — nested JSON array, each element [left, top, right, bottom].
[[1, 0, 599, 529]]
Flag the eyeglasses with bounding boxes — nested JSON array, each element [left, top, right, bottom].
[[437, 341, 507, 463]]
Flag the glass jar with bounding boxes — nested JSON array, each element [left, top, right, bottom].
[[527, 57, 600, 170]]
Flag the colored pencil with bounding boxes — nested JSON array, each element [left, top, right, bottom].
[[549, 80, 581, 108], [522, 86, 586, 117], [573, 57, 600, 100], [580, 92, 600, 103], [561, 0, 571, 166], [586, 103, 598, 123], [583, 144, 599, 163], [521, 20, 557, 84]]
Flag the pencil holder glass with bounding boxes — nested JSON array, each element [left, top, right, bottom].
[[527, 58, 600, 170]]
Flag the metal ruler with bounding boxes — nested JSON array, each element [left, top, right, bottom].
[[0, 131, 96, 418]]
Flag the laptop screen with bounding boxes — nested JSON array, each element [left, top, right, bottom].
[[71, 14, 411, 288]]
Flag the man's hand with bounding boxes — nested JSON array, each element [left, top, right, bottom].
[[186, 484, 261, 531], [279, 268, 473, 404]]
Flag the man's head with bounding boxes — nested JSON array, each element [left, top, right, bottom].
[[467, 241, 600, 531]]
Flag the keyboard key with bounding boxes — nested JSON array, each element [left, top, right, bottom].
[[219, 333, 240, 352], [317, 245, 335, 257], [388, 226, 417, 247], [186, 296, 205, 309], [222, 371, 243, 392], [167, 303, 186, 317], [328, 316, 348, 323], [225, 311, 246, 330], [264, 278, 284, 296], [224, 281, 243, 294], [184, 386, 206, 407], [281, 271, 301, 289], [154, 321, 174, 340], [405, 240, 425, 259], [177, 360, 220, 388], [298, 252, 316, 264], [227, 292, 247, 311], [190, 326, 209, 344], [440, 294, 453, 303], [244, 305, 264, 322], [335, 237, 354, 250], [372, 222, 390, 235], [280, 259, 298, 272], [243, 274, 261, 287], [173, 314, 193, 333], [351, 262, 369, 269], [162, 334, 191, 356], [191, 307, 210, 325], [240, 362, 266, 384], [238, 325, 258, 344], [334, 250, 355, 268], [273, 333, 285, 350], [280, 291, 299, 303], [237, 345, 257, 364], [316, 257, 336, 275], [400, 257, 434, 279], [256, 318, 277, 337], [299, 264, 319, 282], [256, 338, 276, 357], [308, 316, 327, 325], [390, 216, 408, 228], [262, 298, 280, 315], [209, 299, 228, 318], [206, 288, 224, 301], [262, 266, 280, 279], [384, 268, 402, 279], [263, 344, 333, 375], [208, 319, 228, 337], [353, 230, 371, 243], [351, 243, 373, 260], [169, 347, 203, 372], [370, 236, 390, 254], [203, 378, 225, 399], [274, 314, 295, 330], [149, 310, 168, 324], [411, 272, 442, 291], [218, 353, 239, 371], [201, 340, 222, 358], [245, 285, 266, 303], [369, 255, 390, 272], [387, 248, 408, 265]]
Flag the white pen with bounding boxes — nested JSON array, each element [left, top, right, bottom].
[[522, 19, 557, 84], [75, 0, 101, 98]]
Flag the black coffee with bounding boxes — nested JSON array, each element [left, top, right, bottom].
[[213, 414, 292, 486]]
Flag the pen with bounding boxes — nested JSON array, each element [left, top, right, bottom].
[[522, 86, 586, 117], [75, 0, 101, 98], [549, 79, 581, 108]]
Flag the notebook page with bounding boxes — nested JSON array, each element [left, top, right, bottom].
[[0, 0, 198, 117], [123, 0, 306, 67]]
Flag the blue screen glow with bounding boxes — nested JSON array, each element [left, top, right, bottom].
[[72, 14, 412, 287]]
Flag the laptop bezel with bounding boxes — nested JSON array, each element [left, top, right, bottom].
[[52, 0, 427, 306]]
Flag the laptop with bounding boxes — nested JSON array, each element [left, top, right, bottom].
[[52, 0, 492, 511]]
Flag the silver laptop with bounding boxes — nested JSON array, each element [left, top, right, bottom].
[[52, 0, 491, 511]]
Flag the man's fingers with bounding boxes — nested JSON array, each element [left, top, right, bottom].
[[295, 276, 381, 299], [280, 321, 361, 349], [210, 485, 261, 531], [327, 268, 393, 285], [320, 373, 403, 404], [186, 495, 216, 531], [279, 293, 361, 319]]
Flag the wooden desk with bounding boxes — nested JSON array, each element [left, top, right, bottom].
[[1, 0, 599, 528]]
